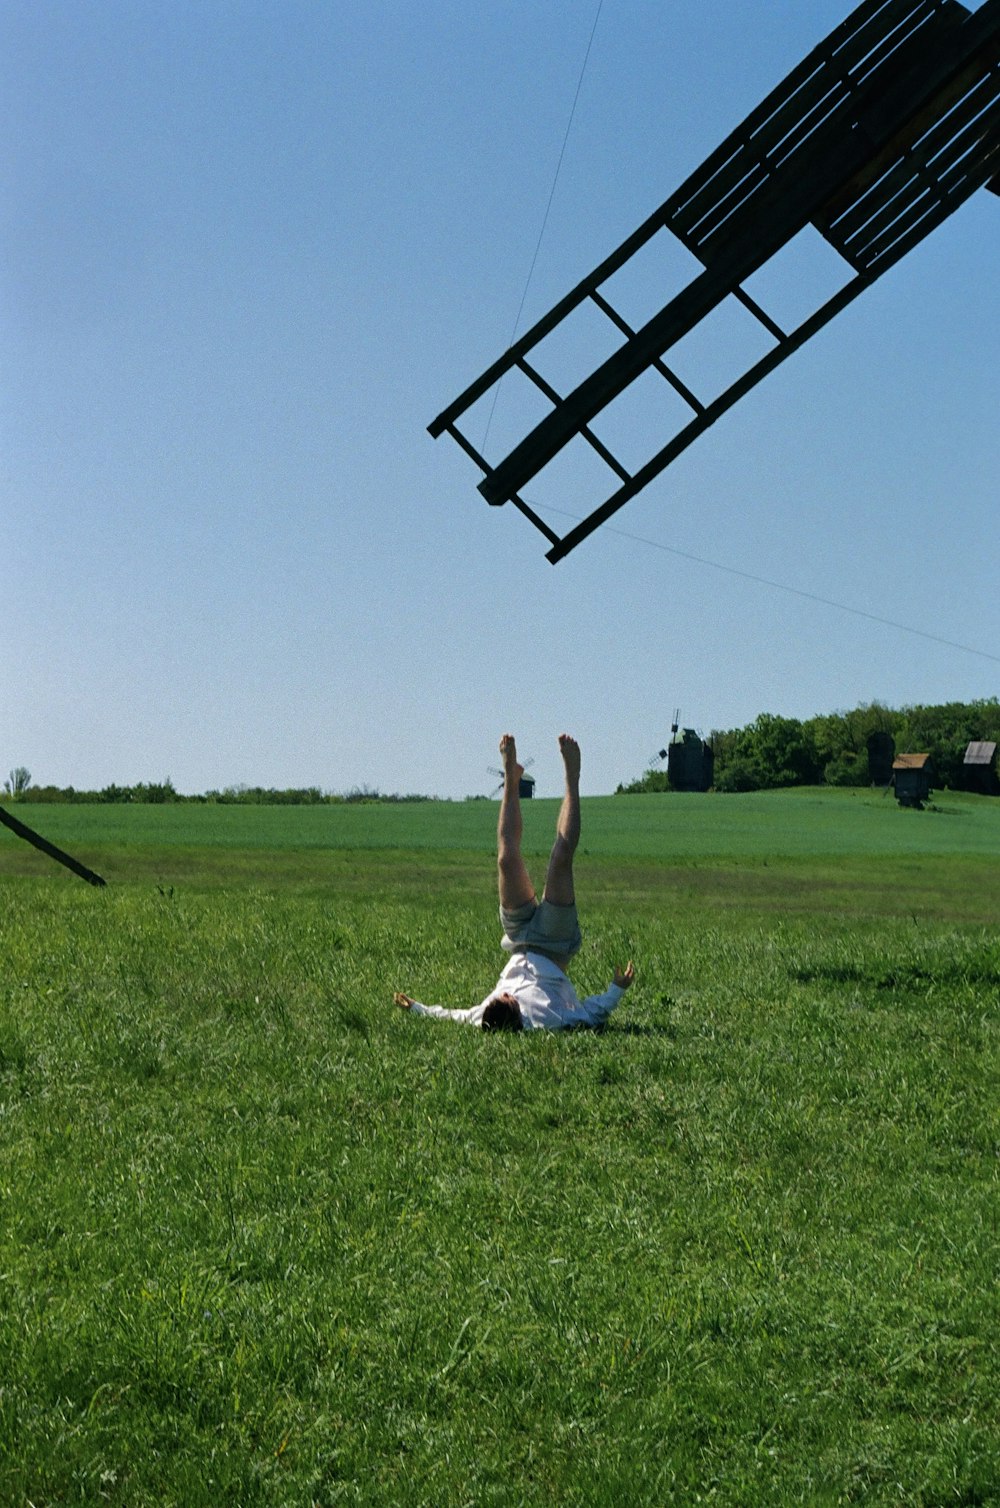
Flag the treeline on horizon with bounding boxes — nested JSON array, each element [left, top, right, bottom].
[[0, 779, 430, 807], [6, 699, 999, 806], [617, 697, 1000, 795]]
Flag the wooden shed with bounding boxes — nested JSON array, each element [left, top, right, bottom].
[[892, 753, 933, 808], [963, 741, 999, 796]]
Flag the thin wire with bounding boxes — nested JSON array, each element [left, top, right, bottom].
[[533, 501, 1000, 666], [482, 0, 605, 451]]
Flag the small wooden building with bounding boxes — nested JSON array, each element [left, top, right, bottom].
[[963, 741, 999, 796], [892, 753, 933, 808], [519, 773, 536, 800]]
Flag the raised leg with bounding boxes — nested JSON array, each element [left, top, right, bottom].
[[542, 734, 580, 907], [497, 734, 535, 911]]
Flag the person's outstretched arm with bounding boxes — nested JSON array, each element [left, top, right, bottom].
[[574, 961, 635, 1027], [394, 993, 482, 1025]]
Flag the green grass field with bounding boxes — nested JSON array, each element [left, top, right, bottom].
[[1, 791, 997, 1505]]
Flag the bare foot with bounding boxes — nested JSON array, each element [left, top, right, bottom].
[[500, 733, 524, 784], [558, 733, 581, 786]]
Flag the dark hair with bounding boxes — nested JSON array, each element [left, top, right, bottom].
[[482, 994, 524, 1032]]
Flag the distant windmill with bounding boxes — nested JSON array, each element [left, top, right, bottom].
[[487, 757, 536, 799], [651, 711, 714, 792], [430, 0, 1000, 561]]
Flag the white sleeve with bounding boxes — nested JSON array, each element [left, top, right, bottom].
[[574, 983, 625, 1027], [409, 1001, 481, 1026]]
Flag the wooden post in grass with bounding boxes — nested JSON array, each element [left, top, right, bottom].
[[0, 805, 107, 887]]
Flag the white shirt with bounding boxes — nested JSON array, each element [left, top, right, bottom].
[[408, 949, 625, 1032]]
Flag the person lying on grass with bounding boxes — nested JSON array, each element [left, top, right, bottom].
[[394, 733, 635, 1032]]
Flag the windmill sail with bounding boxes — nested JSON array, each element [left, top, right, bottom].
[[430, 0, 1000, 562]]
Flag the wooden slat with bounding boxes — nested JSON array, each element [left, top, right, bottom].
[[733, 286, 787, 341], [446, 423, 491, 475], [860, 127, 999, 266], [854, 161, 991, 273], [668, 0, 939, 242], [580, 425, 632, 482], [678, 89, 848, 252], [855, 166, 962, 266], [698, 9, 961, 259], [830, 68, 999, 237], [839, 108, 996, 270], [673, 81, 846, 247], [696, 0, 996, 266], [676, 11, 947, 248], [830, 85, 1000, 257], [517, 357, 561, 406], [509, 494, 562, 547], [817, 50, 998, 227], [669, 0, 936, 216], [857, 0, 996, 144]]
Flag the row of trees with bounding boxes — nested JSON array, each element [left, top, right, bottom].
[[1, 775, 430, 806], [619, 698, 1000, 794]]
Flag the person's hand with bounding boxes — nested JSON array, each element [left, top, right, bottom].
[[394, 992, 415, 1010], [613, 961, 635, 991]]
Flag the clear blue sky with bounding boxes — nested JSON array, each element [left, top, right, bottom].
[[3, 1, 997, 800]]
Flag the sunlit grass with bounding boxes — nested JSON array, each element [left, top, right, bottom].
[[8, 785, 1000, 864], [1, 799, 998, 1503]]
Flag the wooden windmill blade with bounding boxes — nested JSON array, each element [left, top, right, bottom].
[[0, 804, 106, 886], [429, 0, 999, 563]]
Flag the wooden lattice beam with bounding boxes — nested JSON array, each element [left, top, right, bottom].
[[430, 0, 999, 561]]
